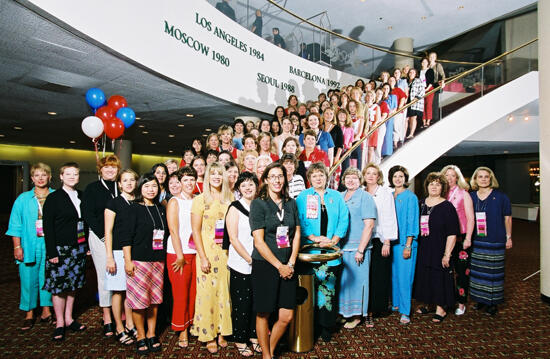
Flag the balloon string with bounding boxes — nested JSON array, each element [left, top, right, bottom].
[[103, 133, 106, 157], [93, 139, 99, 162]]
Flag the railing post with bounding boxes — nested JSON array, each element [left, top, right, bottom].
[[481, 66, 485, 96]]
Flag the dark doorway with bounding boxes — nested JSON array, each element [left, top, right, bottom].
[[0, 164, 25, 223]]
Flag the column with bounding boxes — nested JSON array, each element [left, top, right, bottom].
[[114, 139, 132, 170], [392, 37, 414, 71], [539, 2, 550, 303]]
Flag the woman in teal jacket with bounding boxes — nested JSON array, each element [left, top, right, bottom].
[[296, 162, 349, 342], [6, 163, 54, 330]]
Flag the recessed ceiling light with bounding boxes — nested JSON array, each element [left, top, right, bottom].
[[387, 26, 393, 30], [186, 114, 194, 117], [421, 16, 427, 20], [151, 141, 157, 145], [205, 128, 212, 132], [168, 134, 175, 138], [503, 150, 509, 154], [458, 5, 464, 9], [135, 117, 141, 120], [177, 124, 185, 127], [69, 140, 76, 144], [138, 124, 145, 128], [48, 112, 57, 115], [202, 134, 208, 137], [524, 116, 529, 121], [168, 150, 174, 153], [0, 134, 5, 137], [14, 126, 23, 130], [508, 115, 513, 122], [142, 131, 149, 134]]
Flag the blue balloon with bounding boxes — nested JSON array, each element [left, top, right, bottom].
[[85, 88, 106, 109], [117, 107, 136, 128]]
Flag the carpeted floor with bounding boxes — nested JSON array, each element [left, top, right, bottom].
[[0, 219, 547, 358]]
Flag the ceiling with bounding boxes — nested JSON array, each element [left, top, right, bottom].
[[0, 0, 263, 156], [0, 0, 540, 157]]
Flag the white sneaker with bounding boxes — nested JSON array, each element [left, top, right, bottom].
[[455, 306, 466, 316]]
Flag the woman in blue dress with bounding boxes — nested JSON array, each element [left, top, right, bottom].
[[388, 165, 419, 324], [469, 167, 512, 316], [296, 162, 349, 341], [337, 167, 376, 329]]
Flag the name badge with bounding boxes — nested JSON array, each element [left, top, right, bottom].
[[420, 215, 430, 237], [304, 161, 312, 169], [77, 220, 86, 244], [306, 195, 318, 219], [36, 219, 44, 237], [188, 233, 196, 250], [276, 225, 290, 248], [476, 212, 487, 237], [214, 219, 224, 244], [152, 229, 164, 250]]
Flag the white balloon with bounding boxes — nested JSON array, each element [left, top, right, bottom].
[[81, 116, 104, 139]]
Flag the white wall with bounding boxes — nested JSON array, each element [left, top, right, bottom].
[[24, 0, 357, 114]]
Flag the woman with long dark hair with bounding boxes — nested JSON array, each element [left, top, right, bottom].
[[121, 173, 168, 354]]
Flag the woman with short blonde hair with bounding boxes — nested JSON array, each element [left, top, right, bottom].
[[468, 167, 511, 316]]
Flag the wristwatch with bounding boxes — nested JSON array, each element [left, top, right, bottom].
[[287, 262, 294, 269], [405, 245, 412, 250], [356, 249, 365, 255]]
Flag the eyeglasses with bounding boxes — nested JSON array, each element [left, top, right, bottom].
[[268, 174, 285, 182]]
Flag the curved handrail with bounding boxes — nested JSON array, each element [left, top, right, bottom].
[[328, 37, 538, 176], [266, 0, 485, 66]]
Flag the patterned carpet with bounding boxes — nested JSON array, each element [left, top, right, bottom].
[[0, 219, 547, 358]]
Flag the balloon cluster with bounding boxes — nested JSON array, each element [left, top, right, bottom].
[[81, 88, 136, 140]]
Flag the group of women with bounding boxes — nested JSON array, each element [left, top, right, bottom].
[[9, 61, 517, 357], [8, 149, 512, 357]]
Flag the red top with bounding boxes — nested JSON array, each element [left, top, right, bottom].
[[379, 101, 390, 115], [299, 148, 330, 167], [391, 87, 407, 106], [193, 181, 203, 195]]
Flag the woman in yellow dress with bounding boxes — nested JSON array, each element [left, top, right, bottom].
[[190, 162, 234, 353]]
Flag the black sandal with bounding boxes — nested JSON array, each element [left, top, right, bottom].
[[416, 306, 433, 315], [103, 322, 115, 337], [40, 315, 55, 325], [52, 326, 65, 341], [116, 331, 134, 345], [432, 313, 447, 323], [147, 336, 162, 352], [136, 339, 150, 355], [251, 342, 262, 353], [67, 320, 87, 332], [21, 318, 35, 331]]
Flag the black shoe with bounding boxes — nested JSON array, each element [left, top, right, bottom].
[[473, 303, 486, 311], [485, 305, 498, 316], [147, 336, 162, 352], [320, 328, 332, 342]]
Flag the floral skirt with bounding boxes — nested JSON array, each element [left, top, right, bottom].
[[312, 263, 341, 331], [43, 244, 86, 294]]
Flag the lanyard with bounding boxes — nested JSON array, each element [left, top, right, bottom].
[[195, 182, 202, 194], [35, 197, 44, 217], [144, 204, 164, 231], [448, 186, 459, 201], [273, 200, 285, 223], [100, 178, 118, 198]]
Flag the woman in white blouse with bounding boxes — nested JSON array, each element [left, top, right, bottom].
[[362, 163, 398, 327]]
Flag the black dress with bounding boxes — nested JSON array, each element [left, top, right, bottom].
[[413, 200, 460, 308]]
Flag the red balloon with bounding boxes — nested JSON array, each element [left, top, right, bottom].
[[107, 95, 128, 111], [95, 105, 115, 123], [104, 117, 125, 139]]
